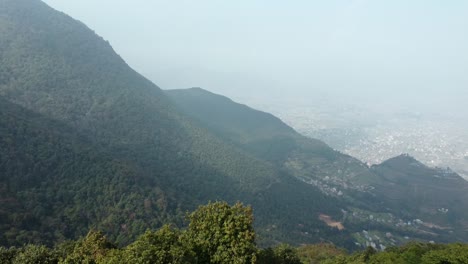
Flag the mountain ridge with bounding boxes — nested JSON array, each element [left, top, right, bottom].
[[167, 87, 468, 246]]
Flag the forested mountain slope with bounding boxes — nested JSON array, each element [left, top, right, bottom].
[[0, 97, 170, 246], [166, 88, 375, 192], [166, 88, 468, 246], [371, 154, 468, 226], [1, 0, 294, 198], [0, 0, 275, 190], [0, 0, 347, 248], [166, 88, 377, 196]]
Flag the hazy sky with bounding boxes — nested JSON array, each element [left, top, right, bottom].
[[42, 0, 468, 105]]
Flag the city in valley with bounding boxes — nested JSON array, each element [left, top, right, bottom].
[[244, 95, 468, 180]]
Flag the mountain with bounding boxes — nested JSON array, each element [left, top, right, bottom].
[[0, 0, 284, 201], [371, 154, 468, 225], [166, 88, 376, 193], [0, 0, 348, 248], [166, 88, 468, 246], [365, 154, 468, 244]]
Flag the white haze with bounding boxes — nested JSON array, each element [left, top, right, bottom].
[[41, 1, 468, 106]]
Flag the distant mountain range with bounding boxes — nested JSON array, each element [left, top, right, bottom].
[[0, 0, 467, 250]]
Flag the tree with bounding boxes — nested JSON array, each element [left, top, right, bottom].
[[0, 247, 17, 264], [60, 230, 115, 264], [119, 225, 195, 264], [421, 243, 468, 264], [258, 244, 302, 264], [296, 243, 347, 264], [12, 245, 57, 264], [186, 201, 257, 264]]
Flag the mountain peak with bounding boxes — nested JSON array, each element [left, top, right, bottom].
[[376, 153, 465, 182], [380, 153, 424, 167], [187, 87, 205, 91], [165, 88, 299, 142], [170, 87, 225, 98]]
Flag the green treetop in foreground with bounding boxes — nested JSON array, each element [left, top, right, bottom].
[[186, 202, 257, 264]]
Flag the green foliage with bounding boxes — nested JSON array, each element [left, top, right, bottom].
[[53, 241, 77, 262], [186, 201, 257, 264], [421, 243, 468, 264], [0, 247, 17, 264], [297, 243, 347, 264], [60, 230, 115, 264], [12, 245, 58, 264], [0, 97, 177, 246], [257, 244, 302, 264], [257, 248, 277, 264], [322, 242, 468, 264], [121, 225, 195, 264], [272, 244, 302, 264]]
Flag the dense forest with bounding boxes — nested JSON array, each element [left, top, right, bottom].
[[1, 202, 467, 264]]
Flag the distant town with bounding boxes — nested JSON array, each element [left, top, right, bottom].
[[244, 96, 468, 180]]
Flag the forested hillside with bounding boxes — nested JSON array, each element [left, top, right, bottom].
[[0, 97, 174, 246], [0, 0, 347, 248], [371, 155, 468, 231], [166, 88, 375, 192], [166, 88, 468, 246]]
